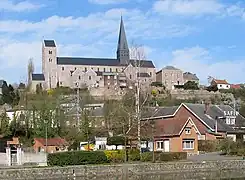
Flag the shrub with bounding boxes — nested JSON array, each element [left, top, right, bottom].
[[47, 151, 108, 166], [198, 140, 218, 152], [128, 149, 140, 161], [141, 152, 187, 162], [104, 150, 125, 163]]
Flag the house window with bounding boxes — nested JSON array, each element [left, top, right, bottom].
[[89, 76, 91, 80], [104, 68, 106, 72], [226, 118, 231, 125], [60, 82, 62, 85], [110, 68, 112, 72], [130, 75, 132, 79], [185, 127, 191, 135], [49, 50, 52, 54], [62, 67, 64, 71], [150, 72, 152, 76], [78, 76, 81, 80], [226, 85, 229, 88], [91, 67, 93, 70], [230, 118, 235, 125], [97, 68, 99, 71], [49, 58, 52, 62], [182, 140, 194, 150], [108, 76, 110, 80], [85, 67, 87, 72], [156, 141, 164, 150], [74, 67, 76, 70], [220, 85, 222, 87], [116, 68, 118, 72]]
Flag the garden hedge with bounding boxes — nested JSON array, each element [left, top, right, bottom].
[[47, 151, 108, 166], [141, 152, 187, 162]]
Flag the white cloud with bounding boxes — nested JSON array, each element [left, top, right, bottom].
[[167, 46, 245, 84], [0, 0, 43, 12], [88, 0, 127, 5], [153, 0, 224, 16]]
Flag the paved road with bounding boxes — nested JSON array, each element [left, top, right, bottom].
[[187, 152, 242, 162]]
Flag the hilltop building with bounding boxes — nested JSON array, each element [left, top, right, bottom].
[[30, 17, 156, 92]]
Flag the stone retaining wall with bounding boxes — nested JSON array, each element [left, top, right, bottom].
[[1, 160, 245, 179]]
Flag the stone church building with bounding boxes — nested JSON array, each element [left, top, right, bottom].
[[30, 17, 156, 92]]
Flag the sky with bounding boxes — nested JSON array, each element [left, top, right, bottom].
[[1, 0, 245, 85]]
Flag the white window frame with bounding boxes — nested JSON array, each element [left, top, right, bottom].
[[185, 127, 191, 135], [226, 117, 231, 125], [182, 140, 194, 150], [156, 141, 164, 150], [230, 118, 235, 125]]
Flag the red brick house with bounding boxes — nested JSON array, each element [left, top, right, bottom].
[[143, 103, 245, 141], [152, 117, 200, 154], [33, 137, 69, 153]]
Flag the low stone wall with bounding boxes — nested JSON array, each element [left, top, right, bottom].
[[1, 160, 245, 179]]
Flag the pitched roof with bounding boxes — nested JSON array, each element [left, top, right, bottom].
[[142, 106, 178, 119], [212, 79, 229, 84], [183, 103, 236, 132], [117, 16, 129, 53], [183, 72, 199, 81], [32, 74, 45, 81], [44, 40, 56, 47], [57, 57, 155, 68], [230, 84, 241, 89], [156, 66, 180, 74], [34, 137, 68, 146]]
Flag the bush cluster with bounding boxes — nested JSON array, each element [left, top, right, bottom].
[[198, 140, 218, 152], [141, 152, 187, 162], [219, 138, 245, 156], [48, 150, 187, 166], [47, 151, 108, 166]]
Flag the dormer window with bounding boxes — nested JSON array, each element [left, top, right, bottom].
[[49, 50, 52, 54]]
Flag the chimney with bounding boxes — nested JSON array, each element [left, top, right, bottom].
[[204, 102, 210, 114]]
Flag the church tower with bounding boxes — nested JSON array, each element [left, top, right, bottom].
[[117, 16, 130, 64]]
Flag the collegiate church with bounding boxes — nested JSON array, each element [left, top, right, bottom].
[[30, 17, 156, 91]]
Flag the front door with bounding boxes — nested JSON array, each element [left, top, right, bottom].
[[164, 140, 170, 152]]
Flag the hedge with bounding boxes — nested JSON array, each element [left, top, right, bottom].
[[104, 150, 125, 163], [198, 140, 218, 152], [141, 152, 187, 162], [47, 151, 108, 166]]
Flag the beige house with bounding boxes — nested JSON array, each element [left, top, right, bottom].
[[156, 66, 184, 90], [30, 17, 156, 92], [183, 72, 199, 85]]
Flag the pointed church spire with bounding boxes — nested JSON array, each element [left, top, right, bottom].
[[117, 16, 129, 64]]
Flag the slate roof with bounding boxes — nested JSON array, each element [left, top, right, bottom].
[[32, 74, 45, 81], [117, 16, 129, 53], [183, 72, 199, 81], [57, 57, 155, 68], [44, 40, 56, 47], [142, 106, 178, 119], [156, 66, 180, 74], [184, 103, 238, 132]]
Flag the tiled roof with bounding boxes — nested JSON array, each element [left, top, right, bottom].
[[137, 72, 150, 78], [44, 40, 56, 47], [183, 72, 199, 81], [230, 84, 241, 89], [213, 79, 229, 84], [57, 57, 155, 68], [34, 137, 68, 146], [32, 74, 45, 81]]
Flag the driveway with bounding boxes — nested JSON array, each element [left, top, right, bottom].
[[187, 152, 242, 162]]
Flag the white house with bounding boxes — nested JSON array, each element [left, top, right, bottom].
[[211, 79, 230, 90]]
